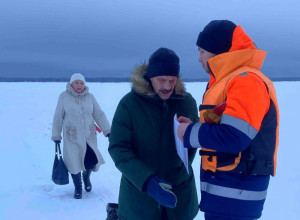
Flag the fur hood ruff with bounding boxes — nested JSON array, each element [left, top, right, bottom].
[[130, 63, 186, 96]]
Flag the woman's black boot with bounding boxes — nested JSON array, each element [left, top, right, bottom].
[[71, 173, 82, 199], [82, 169, 92, 192]]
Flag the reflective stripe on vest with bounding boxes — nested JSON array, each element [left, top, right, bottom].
[[221, 114, 258, 139], [201, 181, 267, 201]]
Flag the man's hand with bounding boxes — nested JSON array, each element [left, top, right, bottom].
[[177, 123, 190, 142], [177, 116, 192, 124], [203, 109, 221, 124]]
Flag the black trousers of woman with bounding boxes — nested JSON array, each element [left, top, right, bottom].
[[84, 144, 98, 169]]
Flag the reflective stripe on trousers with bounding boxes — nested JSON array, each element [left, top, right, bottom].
[[205, 212, 257, 220], [201, 181, 267, 201]]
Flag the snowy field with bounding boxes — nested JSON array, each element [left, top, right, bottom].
[[0, 81, 299, 220]]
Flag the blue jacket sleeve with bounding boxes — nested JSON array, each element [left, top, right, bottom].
[[183, 122, 251, 154]]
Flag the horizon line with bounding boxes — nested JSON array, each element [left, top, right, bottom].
[[0, 77, 299, 83]]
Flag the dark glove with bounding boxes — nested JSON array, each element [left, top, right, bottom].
[[144, 176, 177, 208], [53, 140, 61, 144], [203, 109, 221, 124], [105, 133, 110, 138]]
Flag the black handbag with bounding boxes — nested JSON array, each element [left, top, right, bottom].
[[52, 142, 69, 185]]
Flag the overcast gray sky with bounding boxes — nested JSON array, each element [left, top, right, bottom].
[[0, 0, 299, 80]]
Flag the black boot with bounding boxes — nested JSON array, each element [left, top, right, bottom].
[[106, 203, 119, 220], [71, 173, 82, 199], [82, 169, 92, 192]]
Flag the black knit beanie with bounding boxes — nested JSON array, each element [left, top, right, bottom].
[[147, 48, 180, 78], [196, 20, 237, 55]]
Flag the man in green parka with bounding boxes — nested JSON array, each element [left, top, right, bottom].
[[108, 48, 199, 220]]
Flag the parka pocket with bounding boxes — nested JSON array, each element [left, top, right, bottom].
[[65, 124, 77, 141]]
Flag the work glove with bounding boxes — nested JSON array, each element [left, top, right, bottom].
[[203, 109, 221, 124], [144, 176, 177, 208], [53, 140, 61, 144]]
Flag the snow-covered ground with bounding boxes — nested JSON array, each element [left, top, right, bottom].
[[0, 81, 299, 220]]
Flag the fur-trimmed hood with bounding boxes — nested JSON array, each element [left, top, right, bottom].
[[130, 63, 186, 96]]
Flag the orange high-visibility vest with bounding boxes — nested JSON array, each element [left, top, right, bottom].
[[199, 66, 279, 176]]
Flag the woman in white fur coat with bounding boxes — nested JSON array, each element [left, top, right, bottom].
[[52, 73, 111, 199]]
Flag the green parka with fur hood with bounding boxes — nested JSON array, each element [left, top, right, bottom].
[[108, 64, 199, 220]]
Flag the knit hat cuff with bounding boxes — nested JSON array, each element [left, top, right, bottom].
[[147, 62, 180, 78], [197, 32, 231, 55], [70, 73, 86, 84]]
